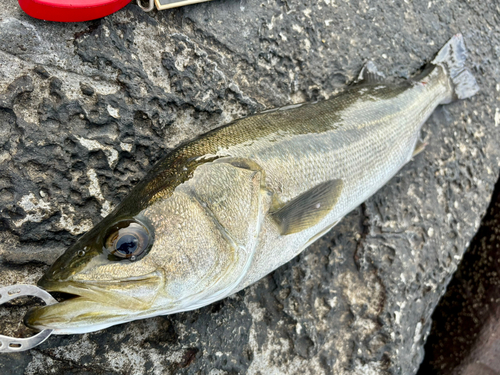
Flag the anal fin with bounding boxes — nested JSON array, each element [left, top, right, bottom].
[[412, 139, 427, 157], [270, 179, 344, 235]]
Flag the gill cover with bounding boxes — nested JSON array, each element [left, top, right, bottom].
[[147, 158, 268, 310]]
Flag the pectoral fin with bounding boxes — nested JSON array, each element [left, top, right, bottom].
[[271, 179, 344, 235]]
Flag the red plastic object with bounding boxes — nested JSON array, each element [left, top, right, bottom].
[[18, 0, 132, 22]]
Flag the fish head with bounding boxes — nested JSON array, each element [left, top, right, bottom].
[[25, 159, 264, 334], [24, 212, 166, 334]]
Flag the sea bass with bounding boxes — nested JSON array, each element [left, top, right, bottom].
[[25, 35, 478, 334]]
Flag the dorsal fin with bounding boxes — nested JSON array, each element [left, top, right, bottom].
[[270, 179, 344, 235], [357, 61, 386, 83]]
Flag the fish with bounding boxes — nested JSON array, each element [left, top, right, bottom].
[[25, 34, 479, 334]]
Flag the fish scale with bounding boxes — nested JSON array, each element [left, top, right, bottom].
[[203, 68, 457, 290]]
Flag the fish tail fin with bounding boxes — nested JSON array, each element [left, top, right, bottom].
[[432, 34, 479, 101]]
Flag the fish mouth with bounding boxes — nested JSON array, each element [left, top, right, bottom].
[[25, 273, 163, 334]]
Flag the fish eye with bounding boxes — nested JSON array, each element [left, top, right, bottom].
[[115, 234, 139, 255], [104, 221, 151, 260]]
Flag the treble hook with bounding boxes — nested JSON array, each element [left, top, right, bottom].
[[0, 284, 57, 353]]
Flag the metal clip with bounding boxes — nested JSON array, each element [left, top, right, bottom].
[[137, 0, 155, 12], [0, 285, 57, 353]]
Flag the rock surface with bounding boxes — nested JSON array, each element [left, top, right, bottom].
[[418, 175, 500, 375], [0, 1, 499, 374]]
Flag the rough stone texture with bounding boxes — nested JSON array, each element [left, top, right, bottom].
[[0, 1, 499, 374], [418, 176, 500, 375]]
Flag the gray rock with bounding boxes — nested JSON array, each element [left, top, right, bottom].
[[0, 0, 499, 374]]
